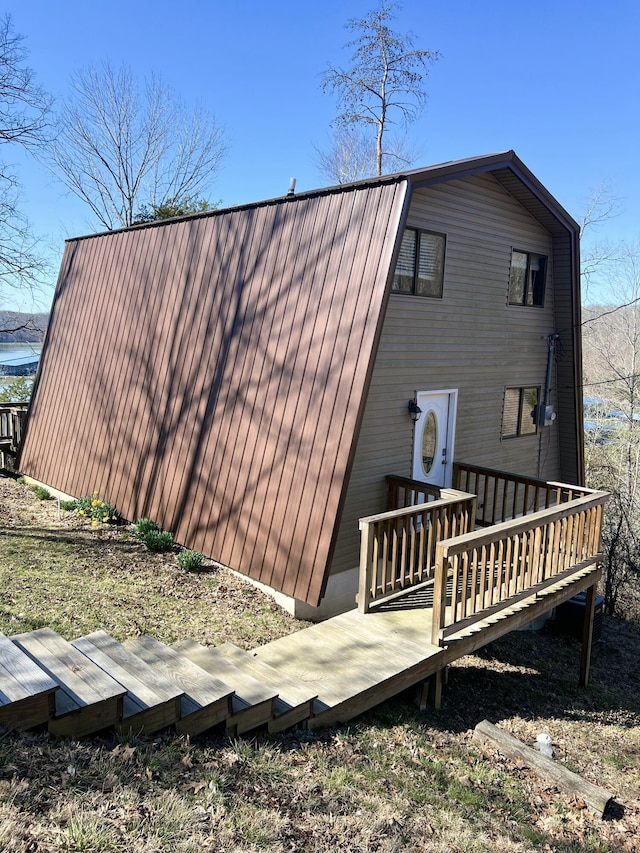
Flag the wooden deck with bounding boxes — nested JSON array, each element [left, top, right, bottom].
[[0, 404, 28, 471], [257, 562, 601, 728], [0, 562, 601, 738]]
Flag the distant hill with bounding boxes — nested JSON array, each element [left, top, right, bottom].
[[0, 311, 49, 343]]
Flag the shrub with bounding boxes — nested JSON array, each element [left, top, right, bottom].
[[177, 549, 205, 572], [76, 491, 118, 525], [59, 499, 77, 512], [143, 529, 174, 553], [33, 486, 51, 500], [0, 375, 33, 403], [133, 517, 160, 538]]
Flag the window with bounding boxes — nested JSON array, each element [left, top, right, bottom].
[[392, 228, 445, 297], [508, 250, 546, 306], [502, 387, 540, 438]]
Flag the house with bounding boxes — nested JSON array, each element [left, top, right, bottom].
[[19, 151, 586, 621]]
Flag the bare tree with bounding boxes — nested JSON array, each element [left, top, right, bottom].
[[315, 129, 377, 184], [320, 2, 439, 177], [583, 242, 640, 616], [49, 63, 228, 230], [315, 127, 419, 185], [580, 183, 623, 299], [0, 15, 50, 146], [0, 14, 51, 311]]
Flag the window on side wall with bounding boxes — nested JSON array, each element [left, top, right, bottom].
[[392, 228, 446, 297], [508, 250, 546, 306], [502, 387, 540, 438]]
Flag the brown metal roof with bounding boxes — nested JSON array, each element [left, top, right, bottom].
[[20, 179, 409, 605]]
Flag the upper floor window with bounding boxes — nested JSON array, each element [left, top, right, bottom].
[[508, 250, 546, 306], [392, 228, 445, 298]]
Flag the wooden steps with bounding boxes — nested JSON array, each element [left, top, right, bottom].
[[0, 628, 320, 737], [72, 631, 184, 735], [12, 628, 126, 737], [175, 640, 317, 734], [0, 631, 58, 731], [173, 640, 278, 735], [122, 636, 234, 735], [215, 642, 318, 733]]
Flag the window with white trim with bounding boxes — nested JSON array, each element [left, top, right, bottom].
[[392, 228, 446, 297]]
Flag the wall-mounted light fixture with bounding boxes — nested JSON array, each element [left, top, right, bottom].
[[408, 399, 422, 422]]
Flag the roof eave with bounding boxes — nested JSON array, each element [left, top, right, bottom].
[[408, 150, 580, 235]]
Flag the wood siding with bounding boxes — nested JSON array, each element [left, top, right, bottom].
[[20, 181, 408, 606], [330, 172, 572, 578]]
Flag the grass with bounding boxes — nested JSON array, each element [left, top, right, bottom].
[[0, 475, 639, 851], [0, 479, 303, 646]]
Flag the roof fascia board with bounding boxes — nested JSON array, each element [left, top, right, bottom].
[[569, 227, 585, 485]]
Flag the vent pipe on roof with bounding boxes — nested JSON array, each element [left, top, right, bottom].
[[287, 178, 296, 196]]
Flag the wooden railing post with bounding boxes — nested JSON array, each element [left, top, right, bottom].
[[431, 543, 448, 645], [580, 581, 597, 687], [0, 402, 28, 470], [357, 519, 375, 613]]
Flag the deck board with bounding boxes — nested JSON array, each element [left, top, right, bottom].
[[72, 631, 184, 735], [123, 636, 233, 735], [11, 628, 126, 736], [255, 607, 443, 717], [0, 632, 58, 730], [0, 632, 58, 704], [173, 639, 278, 735]]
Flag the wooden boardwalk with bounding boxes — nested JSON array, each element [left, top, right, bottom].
[[0, 563, 600, 739]]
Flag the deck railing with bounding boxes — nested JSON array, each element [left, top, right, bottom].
[[358, 488, 477, 613], [453, 462, 592, 527], [386, 474, 444, 510], [431, 488, 609, 645], [0, 403, 28, 469]]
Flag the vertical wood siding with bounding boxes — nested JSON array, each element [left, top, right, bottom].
[[20, 182, 408, 606], [330, 172, 572, 578]]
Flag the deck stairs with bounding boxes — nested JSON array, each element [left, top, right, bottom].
[[0, 626, 321, 738], [0, 562, 600, 738]]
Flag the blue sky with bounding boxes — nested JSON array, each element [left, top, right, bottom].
[[3, 0, 639, 310]]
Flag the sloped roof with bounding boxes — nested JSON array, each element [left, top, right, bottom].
[[19, 151, 580, 605], [20, 178, 409, 605]]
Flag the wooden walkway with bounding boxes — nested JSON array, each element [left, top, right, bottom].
[[0, 564, 600, 739]]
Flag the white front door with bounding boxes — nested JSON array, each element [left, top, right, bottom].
[[412, 390, 458, 488]]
